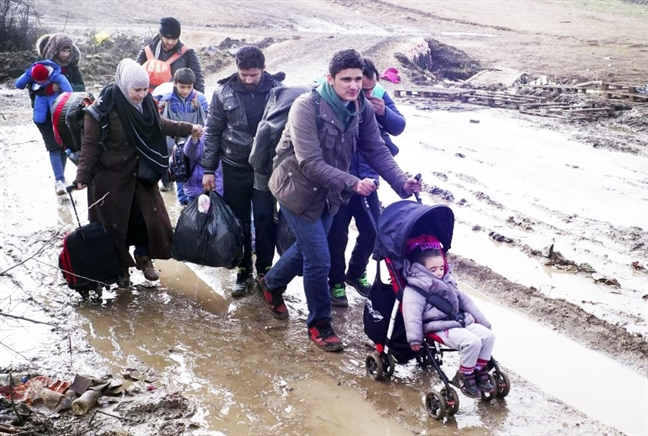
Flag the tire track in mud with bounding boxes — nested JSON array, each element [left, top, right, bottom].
[[450, 255, 648, 372]]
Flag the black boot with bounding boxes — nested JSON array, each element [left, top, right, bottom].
[[231, 267, 253, 298]]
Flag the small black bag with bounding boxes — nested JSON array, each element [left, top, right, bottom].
[[173, 191, 244, 268], [137, 158, 162, 186], [363, 265, 416, 363], [276, 209, 296, 256]]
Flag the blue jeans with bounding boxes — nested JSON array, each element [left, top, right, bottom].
[[48, 149, 67, 182], [176, 181, 188, 204], [264, 205, 333, 326]]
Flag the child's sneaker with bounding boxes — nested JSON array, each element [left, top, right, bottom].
[[55, 180, 66, 196], [258, 276, 289, 320], [329, 283, 348, 307], [452, 370, 481, 398], [308, 319, 344, 352], [345, 272, 371, 297], [474, 367, 495, 393]]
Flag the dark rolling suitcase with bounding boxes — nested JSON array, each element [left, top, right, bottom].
[[58, 186, 121, 299]]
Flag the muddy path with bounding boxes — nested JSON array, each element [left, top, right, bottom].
[[1, 89, 646, 435], [1, 0, 648, 434]]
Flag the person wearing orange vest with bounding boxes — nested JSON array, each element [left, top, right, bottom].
[[135, 17, 205, 93]]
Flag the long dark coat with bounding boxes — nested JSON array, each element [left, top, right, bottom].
[[75, 109, 193, 267]]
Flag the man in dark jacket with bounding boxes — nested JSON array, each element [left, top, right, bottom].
[[135, 17, 205, 93], [327, 58, 407, 306], [256, 49, 421, 352], [202, 46, 284, 297]]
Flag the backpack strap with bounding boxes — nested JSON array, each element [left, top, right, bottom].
[[144, 46, 155, 61], [165, 46, 188, 66], [272, 89, 322, 171], [144, 45, 188, 65], [409, 284, 466, 327]]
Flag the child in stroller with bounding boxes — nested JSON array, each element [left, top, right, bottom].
[[402, 235, 495, 398], [363, 200, 510, 420]]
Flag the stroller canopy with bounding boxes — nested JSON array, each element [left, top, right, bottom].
[[374, 201, 455, 270]]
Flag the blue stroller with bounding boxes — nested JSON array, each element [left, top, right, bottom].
[[362, 200, 511, 420]]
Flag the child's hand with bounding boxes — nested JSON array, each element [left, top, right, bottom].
[[411, 343, 421, 352], [191, 124, 203, 141]]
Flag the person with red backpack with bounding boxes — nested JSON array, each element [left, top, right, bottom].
[[135, 17, 205, 94]]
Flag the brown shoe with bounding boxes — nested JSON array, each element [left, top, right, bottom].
[[135, 256, 159, 281]]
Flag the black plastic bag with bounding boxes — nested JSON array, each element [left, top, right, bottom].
[[173, 191, 244, 268], [276, 209, 296, 256]]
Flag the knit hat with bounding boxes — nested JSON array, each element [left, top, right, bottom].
[[405, 234, 449, 277], [31, 63, 50, 82], [159, 17, 181, 39]]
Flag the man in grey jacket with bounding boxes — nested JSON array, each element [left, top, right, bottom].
[[257, 49, 422, 352]]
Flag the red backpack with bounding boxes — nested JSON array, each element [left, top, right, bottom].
[[142, 45, 188, 90]]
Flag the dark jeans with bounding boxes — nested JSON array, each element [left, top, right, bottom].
[[264, 205, 333, 326], [327, 191, 380, 287], [221, 163, 276, 274]]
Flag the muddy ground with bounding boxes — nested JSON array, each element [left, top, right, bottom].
[[0, 0, 647, 435]]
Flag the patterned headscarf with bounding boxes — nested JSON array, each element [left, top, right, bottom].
[[115, 59, 150, 111], [40, 33, 77, 66]]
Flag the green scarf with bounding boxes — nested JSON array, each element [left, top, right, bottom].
[[316, 81, 365, 130]]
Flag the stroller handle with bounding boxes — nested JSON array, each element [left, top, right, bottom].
[[413, 173, 422, 204]]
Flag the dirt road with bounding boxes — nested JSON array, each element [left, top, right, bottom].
[[1, 0, 647, 434]]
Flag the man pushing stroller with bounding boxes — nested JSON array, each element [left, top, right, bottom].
[[402, 235, 496, 398]]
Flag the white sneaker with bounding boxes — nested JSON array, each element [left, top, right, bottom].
[[55, 180, 66, 196]]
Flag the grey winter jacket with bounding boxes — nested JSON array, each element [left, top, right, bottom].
[[402, 261, 491, 346], [269, 91, 411, 222], [202, 72, 283, 172]]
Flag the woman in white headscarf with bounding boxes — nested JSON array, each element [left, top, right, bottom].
[[75, 59, 203, 287]]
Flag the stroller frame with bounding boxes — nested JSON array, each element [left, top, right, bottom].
[[362, 196, 511, 420]]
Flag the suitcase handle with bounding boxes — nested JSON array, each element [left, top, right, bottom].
[[67, 185, 82, 228]]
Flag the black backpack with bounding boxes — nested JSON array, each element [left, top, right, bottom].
[[249, 85, 316, 190]]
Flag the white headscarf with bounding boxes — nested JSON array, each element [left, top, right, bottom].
[[115, 59, 149, 111]]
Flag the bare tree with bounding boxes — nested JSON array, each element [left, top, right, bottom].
[[0, 0, 40, 51]]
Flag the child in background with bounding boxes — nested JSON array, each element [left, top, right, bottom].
[[157, 68, 208, 203], [402, 235, 496, 398]]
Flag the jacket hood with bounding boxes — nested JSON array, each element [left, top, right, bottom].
[[404, 261, 460, 312], [36, 33, 81, 66]]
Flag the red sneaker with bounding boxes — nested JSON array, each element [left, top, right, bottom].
[[258, 276, 289, 320], [308, 319, 344, 352]]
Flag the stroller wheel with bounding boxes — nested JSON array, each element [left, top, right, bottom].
[[384, 353, 396, 377], [480, 373, 498, 401], [441, 386, 460, 416], [494, 370, 511, 398], [365, 353, 384, 381], [425, 391, 447, 420]]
